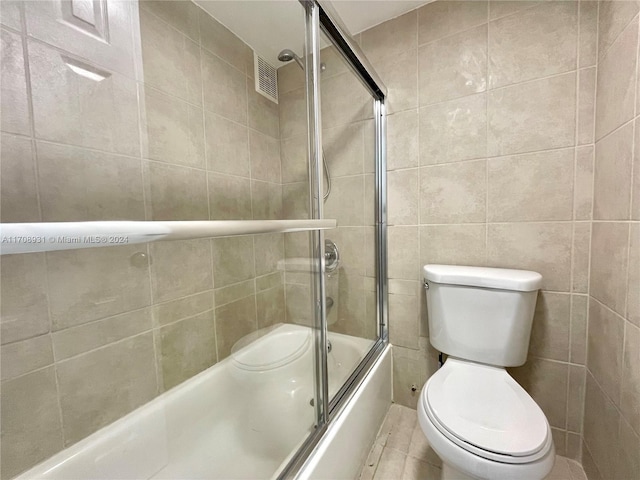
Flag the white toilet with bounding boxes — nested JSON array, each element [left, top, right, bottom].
[[417, 265, 555, 480]]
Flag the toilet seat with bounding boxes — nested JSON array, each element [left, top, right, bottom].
[[422, 358, 552, 464]]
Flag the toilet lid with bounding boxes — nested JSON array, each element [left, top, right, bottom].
[[425, 359, 549, 457]]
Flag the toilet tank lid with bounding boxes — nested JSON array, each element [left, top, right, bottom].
[[423, 265, 542, 292]]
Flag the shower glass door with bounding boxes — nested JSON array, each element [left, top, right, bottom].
[[318, 28, 382, 405], [0, 1, 328, 479]]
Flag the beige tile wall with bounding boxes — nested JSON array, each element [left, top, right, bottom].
[[582, 2, 640, 479], [278, 46, 378, 341], [359, 0, 599, 460], [0, 1, 297, 477]]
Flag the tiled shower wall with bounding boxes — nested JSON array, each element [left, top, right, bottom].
[[582, 2, 640, 479], [0, 1, 292, 477], [358, 0, 599, 460], [278, 50, 378, 340]]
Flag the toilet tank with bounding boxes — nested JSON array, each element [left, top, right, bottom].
[[423, 265, 543, 367]]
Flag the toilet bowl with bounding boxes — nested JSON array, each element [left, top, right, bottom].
[[417, 265, 555, 480], [418, 358, 555, 480]]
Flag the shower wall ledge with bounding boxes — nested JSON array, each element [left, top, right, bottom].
[[0, 219, 337, 255]]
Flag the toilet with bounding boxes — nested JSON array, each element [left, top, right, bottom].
[[417, 265, 555, 480]]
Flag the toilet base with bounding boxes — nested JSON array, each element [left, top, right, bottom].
[[442, 463, 479, 480]]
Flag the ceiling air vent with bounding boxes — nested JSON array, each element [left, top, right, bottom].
[[254, 52, 278, 104]]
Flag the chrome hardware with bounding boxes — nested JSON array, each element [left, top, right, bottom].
[[327, 341, 332, 353], [411, 384, 418, 392], [326, 296, 334, 311], [324, 239, 340, 273], [423, 281, 429, 290]]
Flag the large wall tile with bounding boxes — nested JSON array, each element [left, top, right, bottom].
[[278, 87, 305, 139], [144, 161, 208, 220], [0, 367, 64, 479], [0, 1, 22, 31], [324, 176, 365, 226], [208, 172, 252, 220], [621, 322, 640, 436], [487, 223, 572, 291], [247, 79, 280, 139], [418, 24, 487, 105], [370, 49, 418, 114], [578, 1, 598, 68], [590, 222, 629, 316], [140, 0, 199, 42], [0, 334, 53, 381], [386, 110, 419, 170], [211, 236, 255, 288], [199, 9, 251, 75], [150, 239, 213, 303], [595, 19, 637, 140], [572, 222, 591, 294], [420, 224, 486, 267], [529, 292, 571, 362], [389, 290, 419, 349], [419, 93, 487, 165], [583, 372, 621, 478], [205, 111, 250, 177], [487, 72, 576, 156], [280, 134, 308, 183], [633, 121, 640, 220], [488, 2, 577, 89], [574, 146, 594, 221], [567, 364, 586, 433], [594, 122, 633, 220], [510, 357, 568, 429], [256, 285, 285, 329], [577, 67, 596, 145], [487, 149, 574, 222], [57, 334, 157, 445], [597, 0, 640, 58], [628, 224, 639, 327], [615, 417, 640, 480], [587, 298, 624, 407], [215, 280, 254, 308], [388, 168, 419, 225], [139, 8, 201, 104], [250, 130, 281, 183], [1, 133, 39, 222], [388, 226, 419, 280], [201, 49, 247, 125], [418, 1, 487, 45], [46, 246, 151, 330], [214, 295, 257, 360], [321, 71, 369, 129], [52, 308, 152, 361], [361, 10, 416, 65], [153, 291, 213, 326], [1, 28, 30, 135], [0, 253, 49, 345], [37, 141, 145, 222], [488, 1, 538, 21], [251, 180, 282, 220], [29, 41, 140, 156], [570, 294, 588, 365], [324, 121, 365, 176], [420, 160, 486, 224], [253, 233, 284, 276], [141, 87, 204, 168], [158, 310, 216, 390]]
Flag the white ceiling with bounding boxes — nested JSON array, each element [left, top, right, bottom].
[[196, 0, 429, 68]]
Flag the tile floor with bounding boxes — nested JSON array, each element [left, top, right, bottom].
[[359, 404, 587, 480]]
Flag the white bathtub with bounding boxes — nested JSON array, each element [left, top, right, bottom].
[[17, 324, 385, 480]]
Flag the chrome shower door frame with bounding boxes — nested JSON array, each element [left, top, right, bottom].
[[278, 1, 388, 477]]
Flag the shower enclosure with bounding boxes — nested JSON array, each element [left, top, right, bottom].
[[0, 0, 387, 478]]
